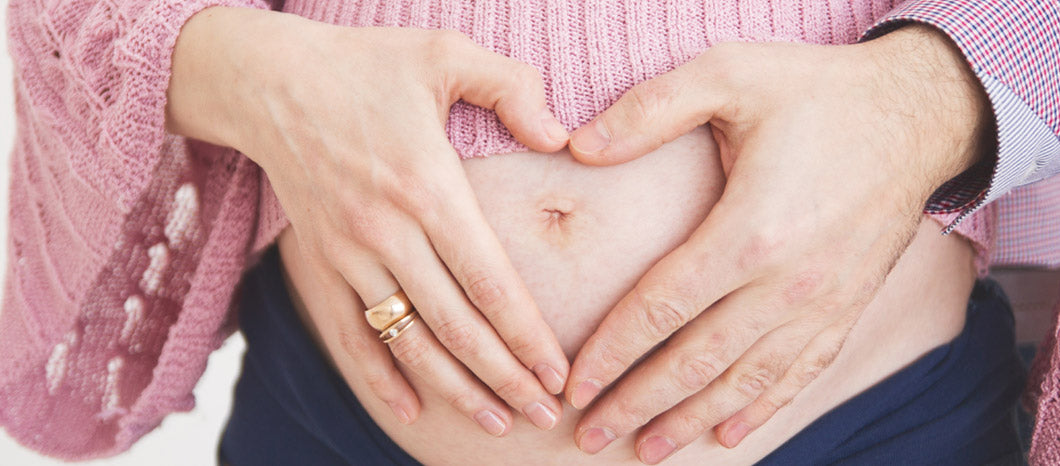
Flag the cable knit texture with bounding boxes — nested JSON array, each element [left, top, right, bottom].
[[0, 0, 1054, 461]]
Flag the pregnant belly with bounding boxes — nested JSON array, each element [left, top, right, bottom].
[[278, 126, 976, 465]]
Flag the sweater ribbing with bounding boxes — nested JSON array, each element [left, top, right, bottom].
[[285, 0, 899, 161]]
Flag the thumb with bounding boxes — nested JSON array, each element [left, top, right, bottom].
[[440, 32, 569, 153], [569, 62, 724, 166]]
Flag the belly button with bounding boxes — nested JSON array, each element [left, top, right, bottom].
[[538, 197, 577, 235], [544, 208, 569, 227]]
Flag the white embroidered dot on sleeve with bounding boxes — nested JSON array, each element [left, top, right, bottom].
[[165, 183, 200, 249], [102, 356, 125, 415], [139, 243, 170, 295], [44, 331, 78, 395], [121, 295, 145, 345]]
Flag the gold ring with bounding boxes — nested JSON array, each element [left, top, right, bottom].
[[380, 311, 419, 343], [364, 290, 414, 331]]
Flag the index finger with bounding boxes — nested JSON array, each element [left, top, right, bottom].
[[565, 212, 749, 409], [419, 157, 571, 395]]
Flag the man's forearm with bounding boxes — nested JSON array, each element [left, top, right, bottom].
[[863, 0, 1060, 224], [862, 24, 993, 191]]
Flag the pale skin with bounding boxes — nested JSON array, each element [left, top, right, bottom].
[[167, 7, 572, 436], [166, 7, 990, 464], [562, 26, 990, 464]]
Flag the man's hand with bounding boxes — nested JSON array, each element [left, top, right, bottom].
[[562, 26, 991, 464]]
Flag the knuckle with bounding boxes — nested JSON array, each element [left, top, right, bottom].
[[626, 79, 674, 123], [612, 400, 653, 430], [338, 328, 370, 359], [790, 350, 836, 388], [592, 339, 632, 377], [701, 330, 730, 353], [362, 370, 393, 399], [388, 332, 432, 369], [790, 363, 823, 388], [358, 235, 397, 263], [423, 30, 475, 99], [464, 273, 508, 314], [818, 337, 845, 365], [334, 195, 368, 228], [781, 269, 826, 307], [813, 296, 847, 322], [756, 392, 792, 415], [350, 229, 387, 256], [670, 412, 710, 439], [737, 230, 784, 273], [676, 351, 725, 392], [491, 372, 528, 402], [433, 319, 481, 356], [635, 289, 693, 340], [443, 388, 480, 415], [385, 166, 443, 220], [396, 182, 434, 217], [730, 363, 776, 399], [854, 274, 885, 307], [503, 333, 540, 360], [340, 201, 391, 248]]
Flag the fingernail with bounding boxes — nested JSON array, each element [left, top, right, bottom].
[[723, 422, 752, 448], [474, 410, 508, 437], [540, 111, 569, 142], [578, 427, 617, 454], [388, 402, 412, 425], [570, 379, 603, 409], [523, 401, 559, 430], [639, 436, 677, 465], [533, 364, 565, 395], [570, 120, 610, 154]]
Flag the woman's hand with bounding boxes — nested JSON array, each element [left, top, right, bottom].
[[166, 7, 571, 436], [562, 26, 991, 463]]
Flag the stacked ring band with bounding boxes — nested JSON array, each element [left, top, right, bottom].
[[380, 311, 418, 343], [364, 290, 414, 331], [364, 290, 419, 344]]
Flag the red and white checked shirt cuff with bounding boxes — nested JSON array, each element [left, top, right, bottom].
[[861, 0, 1060, 232]]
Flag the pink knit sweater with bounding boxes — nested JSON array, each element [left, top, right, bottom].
[[0, 0, 1054, 461]]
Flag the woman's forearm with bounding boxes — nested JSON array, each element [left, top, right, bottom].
[[166, 7, 295, 157]]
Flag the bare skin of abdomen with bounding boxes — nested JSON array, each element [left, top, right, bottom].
[[277, 125, 976, 465]]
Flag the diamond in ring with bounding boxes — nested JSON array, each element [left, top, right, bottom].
[[381, 312, 419, 343]]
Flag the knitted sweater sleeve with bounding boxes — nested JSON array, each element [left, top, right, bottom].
[[862, 1, 1060, 231], [0, 0, 268, 459]]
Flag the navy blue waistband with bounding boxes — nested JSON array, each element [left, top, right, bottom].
[[759, 277, 1026, 465], [220, 248, 1025, 465]]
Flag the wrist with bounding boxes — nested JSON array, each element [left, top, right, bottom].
[[165, 7, 298, 157], [859, 24, 993, 192]]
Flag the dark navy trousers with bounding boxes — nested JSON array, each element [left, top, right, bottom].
[[220, 248, 1026, 465]]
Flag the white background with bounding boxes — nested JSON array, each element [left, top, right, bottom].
[[0, 6, 246, 465]]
